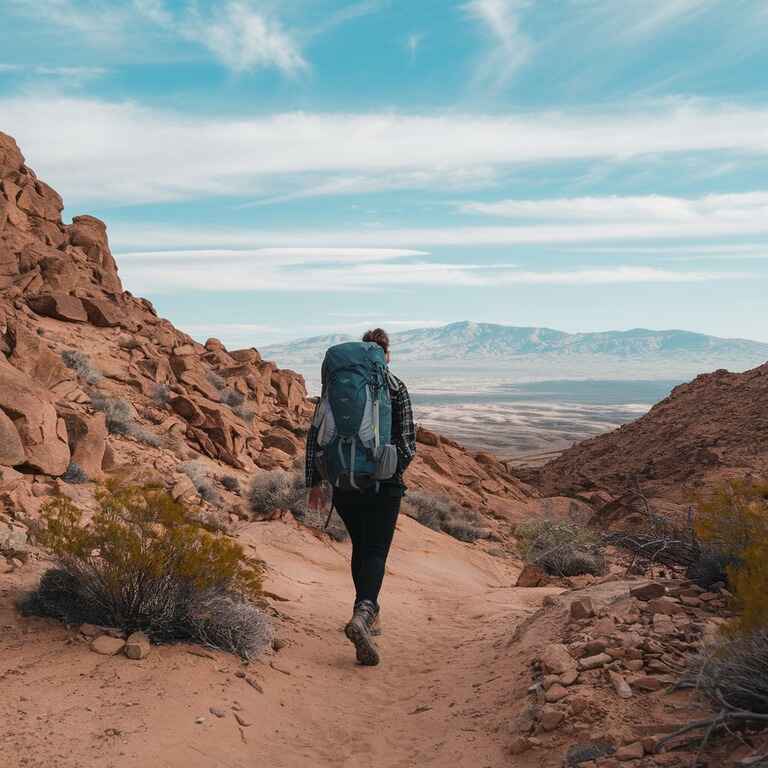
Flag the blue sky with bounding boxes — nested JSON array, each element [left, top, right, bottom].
[[1, 0, 768, 346]]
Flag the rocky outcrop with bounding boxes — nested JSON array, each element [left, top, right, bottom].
[[529, 362, 768, 504], [0, 129, 533, 526]]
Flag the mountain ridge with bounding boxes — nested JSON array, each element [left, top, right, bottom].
[[262, 320, 768, 374]]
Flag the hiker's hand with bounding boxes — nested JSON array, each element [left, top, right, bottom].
[[308, 485, 329, 512]]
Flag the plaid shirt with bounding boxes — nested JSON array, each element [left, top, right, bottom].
[[305, 371, 416, 489]]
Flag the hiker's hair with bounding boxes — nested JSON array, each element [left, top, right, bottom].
[[362, 328, 390, 354]]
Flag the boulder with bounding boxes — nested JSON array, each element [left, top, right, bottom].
[[569, 597, 595, 621], [16, 180, 63, 222], [91, 636, 126, 656], [62, 410, 107, 479], [0, 363, 70, 475], [630, 582, 667, 601], [0, 131, 25, 176], [541, 644, 577, 675], [0, 409, 25, 466], [262, 427, 300, 457], [80, 296, 124, 327], [516, 563, 547, 588], [27, 292, 87, 323], [124, 631, 151, 660]]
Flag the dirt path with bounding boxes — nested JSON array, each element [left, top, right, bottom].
[[1, 516, 557, 768]]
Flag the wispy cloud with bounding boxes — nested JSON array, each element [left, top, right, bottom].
[[586, 0, 718, 39], [117, 247, 430, 264], [7, 0, 308, 75], [180, 2, 308, 76], [406, 32, 424, 61], [118, 255, 750, 295], [6, 95, 768, 205], [461, 192, 768, 222], [463, 0, 533, 87]]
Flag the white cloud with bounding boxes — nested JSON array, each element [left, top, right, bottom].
[[118, 255, 750, 295], [589, 0, 718, 38], [0, 64, 21, 73], [406, 32, 424, 61], [5, 96, 768, 205], [181, 2, 308, 75], [7, 0, 307, 75], [461, 191, 768, 222], [241, 167, 498, 207], [464, 0, 533, 87], [117, 247, 430, 264]]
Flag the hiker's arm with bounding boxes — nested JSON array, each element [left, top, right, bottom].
[[393, 379, 416, 473], [305, 403, 321, 488]]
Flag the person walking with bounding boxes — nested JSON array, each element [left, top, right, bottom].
[[306, 328, 416, 666]]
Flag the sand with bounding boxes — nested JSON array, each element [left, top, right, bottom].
[[0, 515, 560, 768]]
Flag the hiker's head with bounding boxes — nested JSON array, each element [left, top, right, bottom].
[[363, 328, 391, 364]]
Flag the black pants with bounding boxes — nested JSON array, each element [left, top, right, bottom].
[[333, 487, 401, 609]]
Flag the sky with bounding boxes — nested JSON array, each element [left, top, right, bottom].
[[1, 0, 767, 347]]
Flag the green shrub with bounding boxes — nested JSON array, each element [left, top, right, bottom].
[[403, 491, 490, 543], [516, 518, 605, 577], [20, 485, 270, 658], [695, 480, 768, 633]]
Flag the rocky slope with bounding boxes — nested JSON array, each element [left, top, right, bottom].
[[529, 362, 768, 504], [0, 130, 534, 549]]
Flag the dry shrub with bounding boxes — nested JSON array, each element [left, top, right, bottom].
[[20, 484, 270, 659], [179, 461, 221, 506], [222, 476, 241, 494], [61, 350, 102, 385], [249, 470, 304, 519], [516, 518, 605, 577], [62, 461, 88, 485], [403, 491, 490, 543], [688, 630, 768, 715], [695, 479, 768, 633], [90, 394, 161, 448]]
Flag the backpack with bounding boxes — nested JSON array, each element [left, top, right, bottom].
[[311, 341, 398, 490]]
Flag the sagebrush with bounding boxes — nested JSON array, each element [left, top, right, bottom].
[[179, 461, 221, 505], [516, 518, 605, 577], [20, 484, 270, 659], [90, 394, 161, 447], [61, 350, 102, 385], [403, 491, 490, 543]]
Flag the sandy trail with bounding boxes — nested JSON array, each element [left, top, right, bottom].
[[1, 516, 555, 768]]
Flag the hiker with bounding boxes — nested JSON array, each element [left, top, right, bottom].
[[306, 328, 416, 666]]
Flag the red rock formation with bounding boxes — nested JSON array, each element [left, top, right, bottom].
[[531, 363, 768, 502], [0, 130, 534, 525]]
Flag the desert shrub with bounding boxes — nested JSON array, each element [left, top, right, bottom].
[[179, 461, 222, 506], [91, 394, 161, 447], [686, 629, 768, 715], [222, 476, 241, 494], [20, 485, 270, 658], [220, 387, 245, 407], [62, 461, 88, 484], [695, 480, 768, 633], [403, 491, 490, 543], [565, 742, 615, 767], [207, 371, 226, 390], [152, 384, 172, 407], [686, 546, 740, 590], [61, 350, 102, 385], [232, 403, 256, 423], [516, 518, 606, 577], [249, 470, 305, 519]]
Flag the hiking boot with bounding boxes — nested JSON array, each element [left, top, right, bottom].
[[370, 609, 382, 637], [344, 600, 380, 666]]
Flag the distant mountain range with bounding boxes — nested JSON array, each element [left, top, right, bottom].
[[263, 322, 768, 372]]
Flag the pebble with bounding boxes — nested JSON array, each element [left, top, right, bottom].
[[90, 636, 126, 656]]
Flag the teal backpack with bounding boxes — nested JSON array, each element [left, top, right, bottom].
[[312, 341, 398, 491]]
